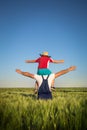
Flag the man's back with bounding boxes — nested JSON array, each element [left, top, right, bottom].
[[34, 73, 55, 89], [38, 75, 52, 99]]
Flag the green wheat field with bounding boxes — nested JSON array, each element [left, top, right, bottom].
[[0, 87, 87, 130]]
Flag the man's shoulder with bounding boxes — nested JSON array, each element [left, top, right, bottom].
[[49, 73, 55, 78], [41, 74, 55, 79], [34, 73, 55, 78], [34, 74, 41, 79]]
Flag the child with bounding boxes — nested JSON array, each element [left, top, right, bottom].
[[25, 51, 64, 93]]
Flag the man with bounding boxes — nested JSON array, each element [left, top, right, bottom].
[[16, 66, 76, 99]]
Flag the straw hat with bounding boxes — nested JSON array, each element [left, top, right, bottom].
[[40, 51, 51, 57]]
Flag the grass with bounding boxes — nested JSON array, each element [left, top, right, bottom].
[[0, 87, 87, 130]]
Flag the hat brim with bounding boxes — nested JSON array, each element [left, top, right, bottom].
[[40, 54, 51, 57]]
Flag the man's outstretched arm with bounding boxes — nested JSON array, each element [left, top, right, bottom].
[[16, 69, 34, 79], [55, 66, 76, 78]]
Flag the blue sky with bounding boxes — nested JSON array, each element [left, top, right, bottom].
[[0, 0, 87, 88]]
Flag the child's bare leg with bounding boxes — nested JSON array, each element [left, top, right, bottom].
[[34, 81, 38, 94], [51, 80, 55, 90], [52, 80, 54, 87]]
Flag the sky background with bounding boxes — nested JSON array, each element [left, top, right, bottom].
[[0, 0, 87, 88]]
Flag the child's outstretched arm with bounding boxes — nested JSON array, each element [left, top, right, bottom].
[[25, 60, 36, 63], [52, 59, 64, 63]]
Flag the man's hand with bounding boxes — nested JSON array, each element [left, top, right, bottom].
[[68, 66, 76, 71], [16, 69, 22, 74]]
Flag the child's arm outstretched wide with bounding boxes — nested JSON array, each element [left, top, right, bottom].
[[52, 59, 64, 64], [25, 60, 36, 63]]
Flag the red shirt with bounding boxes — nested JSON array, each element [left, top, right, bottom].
[[35, 56, 53, 69]]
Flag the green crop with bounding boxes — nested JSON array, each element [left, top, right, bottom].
[[0, 88, 87, 130]]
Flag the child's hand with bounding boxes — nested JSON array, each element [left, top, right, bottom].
[[61, 60, 64, 63], [25, 60, 29, 63]]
